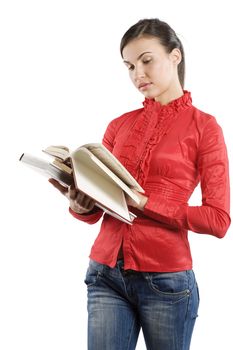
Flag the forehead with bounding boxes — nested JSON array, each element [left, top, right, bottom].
[[122, 36, 166, 61]]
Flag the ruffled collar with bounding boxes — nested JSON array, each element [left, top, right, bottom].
[[117, 90, 193, 186], [142, 90, 192, 114]]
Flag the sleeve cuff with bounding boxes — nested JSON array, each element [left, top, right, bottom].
[[69, 206, 103, 224], [144, 193, 188, 228]]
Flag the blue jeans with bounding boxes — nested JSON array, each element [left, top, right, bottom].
[[85, 259, 199, 350]]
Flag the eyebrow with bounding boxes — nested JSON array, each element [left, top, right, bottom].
[[123, 51, 153, 64]]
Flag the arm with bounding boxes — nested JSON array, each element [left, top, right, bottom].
[[130, 118, 231, 238], [49, 178, 103, 225], [67, 120, 118, 224], [69, 206, 103, 224]]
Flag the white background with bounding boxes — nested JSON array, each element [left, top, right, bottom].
[[0, 0, 232, 349]]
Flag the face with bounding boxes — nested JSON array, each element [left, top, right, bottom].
[[122, 36, 182, 104]]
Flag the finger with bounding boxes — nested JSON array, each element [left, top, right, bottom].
[[48, 178, 68, 195], [76, 191, 85, 204], [81, 196, 95, 212], [69, 185, 78, 200], [71, 192, 93, 211], [86, 201, 95, 211], [76, 193, 94, 209], [71, 200, 85, 213], [84, 196, 95, 210]]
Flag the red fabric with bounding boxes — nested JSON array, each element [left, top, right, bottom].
[[70, 91, 231, 272]]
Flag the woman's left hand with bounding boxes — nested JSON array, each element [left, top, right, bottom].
[[126, 189, 148, 211]]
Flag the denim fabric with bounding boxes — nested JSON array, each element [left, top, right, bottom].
[[85, 259, 199, 350]]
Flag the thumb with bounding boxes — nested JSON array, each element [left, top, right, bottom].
[[48, 178, 68, 196]]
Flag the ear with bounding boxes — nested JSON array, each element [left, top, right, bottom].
[[170, 48, 182, 65]]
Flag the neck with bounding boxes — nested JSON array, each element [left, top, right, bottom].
[[154, 84, 184, 106]]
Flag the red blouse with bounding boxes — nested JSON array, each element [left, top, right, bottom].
[[70, 91, 231, 272]]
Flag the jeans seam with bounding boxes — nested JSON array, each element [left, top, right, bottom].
[[181, 273, 198, 350], [117, 264, 133, 302], [126, 315, 137, 350]]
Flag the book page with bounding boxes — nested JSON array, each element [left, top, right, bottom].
[[82, 143, 144, 193], [20, 153, 48, 171], [78, 149, 141, 205], [71, 149, 132, 222], [20, 153, 73, 187], [42, 146, 70, 161], [95, 203, 135, 224]]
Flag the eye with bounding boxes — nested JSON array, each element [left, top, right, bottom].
[[123, 62, 135, 71], [125, 64, 134, 71], [142, 58, 152, 64]]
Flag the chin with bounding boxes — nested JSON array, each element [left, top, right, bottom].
[[142, 87, 162, 100], [148, 87, 172, 102], [143, 92, 160, 100]]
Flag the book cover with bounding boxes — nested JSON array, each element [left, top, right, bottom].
[[19, 143, 144, 224]]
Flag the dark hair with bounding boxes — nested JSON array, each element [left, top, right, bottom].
[[120, 18, 185, 88]]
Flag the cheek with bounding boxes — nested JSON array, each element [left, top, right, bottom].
[[129, 72, 137, 85], [146, 62, 163, 79], [154, 62, 174, 85], [162, 61, 174, 77]]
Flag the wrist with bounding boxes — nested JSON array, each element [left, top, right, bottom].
[[137, 196, 148, 211], [69, 205, 97, 216], [70, 204, 90, 215]]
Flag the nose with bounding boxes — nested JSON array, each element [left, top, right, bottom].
[[132, 64, 146, 82]]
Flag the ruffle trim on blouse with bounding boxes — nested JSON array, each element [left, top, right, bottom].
[[118, 91, 193, 187]]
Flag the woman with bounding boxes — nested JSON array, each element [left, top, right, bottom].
[[50, 18, 231, 350]]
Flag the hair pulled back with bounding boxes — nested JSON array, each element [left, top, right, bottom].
[[120, 18, 185, 88]]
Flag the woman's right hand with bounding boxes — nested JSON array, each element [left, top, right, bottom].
[[48, 178, 95, 214]]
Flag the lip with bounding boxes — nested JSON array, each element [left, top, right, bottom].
[[138, 82, 152, 90]]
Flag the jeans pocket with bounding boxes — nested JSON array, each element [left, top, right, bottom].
[[84, 263, 101, 287], [146, 271, 191, 299]]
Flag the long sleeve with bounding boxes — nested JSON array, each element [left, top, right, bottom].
[[144, 117, 231, 238], [83, 92, 232, 271], [69, 206, 103, 224]]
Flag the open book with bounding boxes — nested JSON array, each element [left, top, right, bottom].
[[19, 143, 144, 224]]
